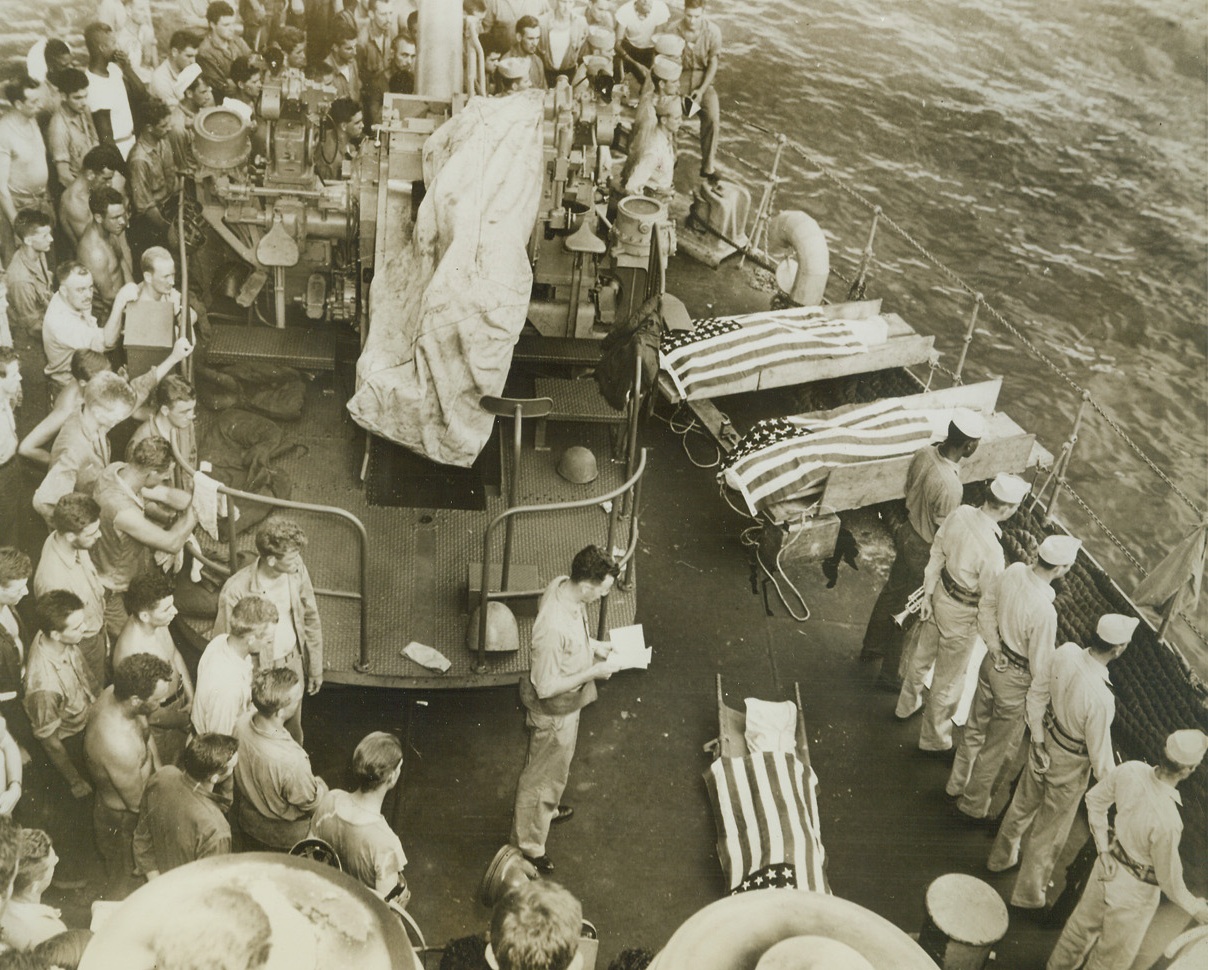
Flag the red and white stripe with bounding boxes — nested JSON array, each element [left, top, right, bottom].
[[705, 752, 828, 893]]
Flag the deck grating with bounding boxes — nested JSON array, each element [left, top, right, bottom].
[[194, 380, 637, 688]]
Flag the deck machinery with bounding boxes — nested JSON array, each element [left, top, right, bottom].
[[188, 60, 664, 689]]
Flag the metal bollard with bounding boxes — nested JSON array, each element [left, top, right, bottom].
[[918, 874, 1009, 970]]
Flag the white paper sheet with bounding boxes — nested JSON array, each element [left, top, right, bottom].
[[605, 624, 651, 671]]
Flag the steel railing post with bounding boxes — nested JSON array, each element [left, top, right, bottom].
[[1046, 392, 1090, 523], [846, 206, 881, 301], [952, 293, 983, 385]]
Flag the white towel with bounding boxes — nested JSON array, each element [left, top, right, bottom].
[[402, 641, 451, 673], [192, 470, 224, 541], [744, 698, 799, 754]]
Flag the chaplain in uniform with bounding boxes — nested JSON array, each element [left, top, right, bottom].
[[862, 408, 984, 689], [1047, 729, 1208, 970], [510, 546, 618, 876], [989, 613, 1138, 910], [896, 472, 1029, 752], [947, 533, 1080, 819]]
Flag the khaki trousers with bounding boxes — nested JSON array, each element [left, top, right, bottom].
[[988, 736, 1090, 907], [511, 708, 580, 858], [896, 584, 979, 750], [947, 654, 1030, 817], [1047, 855, 1160, 970]]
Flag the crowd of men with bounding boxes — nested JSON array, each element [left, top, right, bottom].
[[862, 410, 1208, 969]]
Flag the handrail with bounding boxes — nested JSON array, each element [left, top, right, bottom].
[[724, 104, 1206, 521], [475, 449, 649, 672], [167, 441, 373, 672]]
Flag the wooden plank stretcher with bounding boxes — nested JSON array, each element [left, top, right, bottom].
[[657, 299, 936, 405]]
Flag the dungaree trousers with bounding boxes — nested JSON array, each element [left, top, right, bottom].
[[512, 709, 580, 858], [1047, 855, 1160, 970]]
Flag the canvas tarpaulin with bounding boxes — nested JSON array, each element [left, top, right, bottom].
[[348, 91, 545, 467]]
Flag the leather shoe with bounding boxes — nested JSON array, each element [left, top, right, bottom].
[[523, 853, 555, 875], [551, 805, 574, 824]]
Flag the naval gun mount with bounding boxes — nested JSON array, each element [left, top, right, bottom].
[[528, 75, 676, 342], [188, 76, 363, 355]]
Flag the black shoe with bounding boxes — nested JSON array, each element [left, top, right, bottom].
[[523, 853, 555, 875], [551, 805, 574, 824]]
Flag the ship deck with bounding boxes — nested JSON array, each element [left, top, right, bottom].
[[195, 372, 638, 690]]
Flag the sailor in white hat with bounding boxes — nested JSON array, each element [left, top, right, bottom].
[[989, 611, 1138, 910], [895, 471, 1025, 752], [947, 533, 1081, 820], [494, 56, 532, 94], [863, 407, 985, 688], [1048, 729, 1208, 970]]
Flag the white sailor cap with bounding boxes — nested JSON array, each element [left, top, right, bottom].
[[1096, 613, 1140, 645], [989, 472, 1029, 505], [26, 41, 48, 83], [221, 97, 254, 124], [651, 55, 682, 83], [496, 57, 528, 81], [653, 33, 685, 58], [1165, 729, 1208, 768], [1037, 534, 1080, 567], [174, 63, 204, 100], [949, 408, 986, 440], [587, 26, 614, 51]]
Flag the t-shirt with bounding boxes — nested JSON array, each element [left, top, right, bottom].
[[308, 789, 407, 896], [262, 571, 298, 663], [614, 0, 670, 48], [192, 634, 254, 735], [86, 64, 135, 158], [0, 113, 49, 198]]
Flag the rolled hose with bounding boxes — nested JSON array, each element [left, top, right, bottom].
[[767, 210, 830, 306]]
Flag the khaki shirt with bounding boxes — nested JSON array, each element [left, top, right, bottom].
[[904, 444, 962, 544], [234, 712, 328, 846], [521, 576, 598, 716], [34, 532, 106, 640], [23, 632, 95, 741], [1086, 761, 1200, 914], [3, 247, 53, 333], [1048, 641, 1115, 781], [46, 108, 99, 182], [981, 562, 1058, 738]]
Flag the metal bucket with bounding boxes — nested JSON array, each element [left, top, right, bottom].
[[193, 106, 252, 172], [614, 195, 666, 256]]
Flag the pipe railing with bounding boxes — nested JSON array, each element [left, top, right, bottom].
[[168, 442, 373, 672], [474, 449, 649, 673]]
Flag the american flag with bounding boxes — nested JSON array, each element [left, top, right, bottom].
[[660, 307, 872, 401], [720, 399, 937, 515], [704, 752, 829, 894]]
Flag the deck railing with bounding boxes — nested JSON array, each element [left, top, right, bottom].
[[474, 449, 649, 673], [169, 443, 373, 671]]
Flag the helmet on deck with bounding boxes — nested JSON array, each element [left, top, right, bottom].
[[557, 446, 599, 484]]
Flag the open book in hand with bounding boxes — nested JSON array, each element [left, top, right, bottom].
[[604, 624, 651, 672]]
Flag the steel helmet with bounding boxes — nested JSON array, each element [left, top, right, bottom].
[[557, 446, 598, 484], [465, 602, 519, 653]]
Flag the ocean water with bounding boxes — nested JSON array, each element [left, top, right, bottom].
[[1, 1, 1205, 631]]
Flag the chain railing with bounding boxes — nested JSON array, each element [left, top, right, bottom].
[[719, 108, 1208, 648], [726, 105, 1206, 523]]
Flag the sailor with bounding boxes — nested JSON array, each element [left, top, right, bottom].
[[673, 0, 722, 185], [895, 471, 1028, 751], [507, 15, 548, 90], [614, 0, 671, 81], [622, 95, 680, 201], [946, 533, 1081, 820], [494, 57, 531, 95], [988, 613, 1138, 910], [861, 409, 984, 689], [511, 545, 618, 875], [625, 53, 680, 177], [1047, 729, 1208, 970]]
